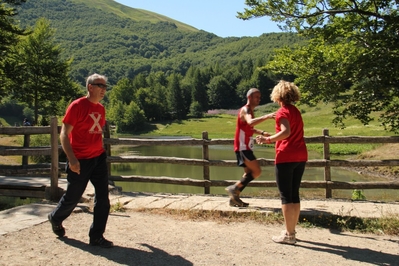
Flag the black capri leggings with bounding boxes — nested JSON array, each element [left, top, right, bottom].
[[275, 162, 306, 204]]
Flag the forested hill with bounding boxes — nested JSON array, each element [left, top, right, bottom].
[[15, 0, 304, 85]]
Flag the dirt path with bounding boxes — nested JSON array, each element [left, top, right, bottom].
[[0, 210, 398, 266]]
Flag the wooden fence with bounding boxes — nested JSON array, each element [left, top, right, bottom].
[[104, 129, 399, 198], [0, 117, 60, 200], [1, 117, 399, 200]]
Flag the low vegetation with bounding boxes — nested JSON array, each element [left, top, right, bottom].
[[137, 208, 399, 236]]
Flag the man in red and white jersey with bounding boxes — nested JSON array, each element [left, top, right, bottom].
[[226, 88, 275, 207]]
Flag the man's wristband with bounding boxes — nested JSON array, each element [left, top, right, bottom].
[[266, 137, 272, 144], [261, 131, 265, 136]]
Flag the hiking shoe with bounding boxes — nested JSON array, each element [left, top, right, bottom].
[[225, 185, 241, 201], [48, 213, 65, 237], [229, 198, 249, 207], [225, 185, 249, 207], [272, 231, 296, 245], [90, 237, 114, 248]]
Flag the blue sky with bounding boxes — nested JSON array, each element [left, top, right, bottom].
[[114, 0, 282, 37]]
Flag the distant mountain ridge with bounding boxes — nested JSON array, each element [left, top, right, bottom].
[[70, 0, 198, 32], [15, 0, 304, 85]]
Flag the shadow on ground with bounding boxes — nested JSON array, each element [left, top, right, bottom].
[[297, 239, 398, 265], [59, 237, 193, 266]]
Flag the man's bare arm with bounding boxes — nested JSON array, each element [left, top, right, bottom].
[[241, 107, 275, 127], [60, 123, 80, 174]]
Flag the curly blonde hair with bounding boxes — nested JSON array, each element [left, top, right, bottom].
[[270, 80, 301, 105]]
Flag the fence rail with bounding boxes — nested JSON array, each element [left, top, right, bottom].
[[104, 129, 399, 198], [0, 117, 60, 200], [0, 118, 398, 200]]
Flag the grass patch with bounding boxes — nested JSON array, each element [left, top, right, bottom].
[[136, 207, 284, 224], [306, 143, 381, 156], [138, 102, 395, 139], [110, 200, 126, 212], [302, 213, 399, 235], [135, 207, 399, 235], [0, 116, 21, 127], [127, 102, 397, 157], [0, 196, 41, 211], [137, 114, 237, 139]]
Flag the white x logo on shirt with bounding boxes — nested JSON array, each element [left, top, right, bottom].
[[89, 113, 102, 133]]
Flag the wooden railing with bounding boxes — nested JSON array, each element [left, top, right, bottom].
[[104, 129, 399, 198], [0, 117, 60, 200], [1, 118, 398, 200]]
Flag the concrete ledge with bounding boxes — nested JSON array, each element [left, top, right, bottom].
[[1, 190, 398, 236]]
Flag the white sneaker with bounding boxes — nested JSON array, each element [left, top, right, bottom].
[[272, 230, 296, 245]]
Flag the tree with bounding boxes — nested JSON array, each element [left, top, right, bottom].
[[251, 68, 275, 105], [108, 101, 146, 133], [108, 77, 136, 106], [207, 75, 236, 109], [4, 18, 81, 124], [0, 0, 26, 54], [132, 73, 148, 90], [167, 73, 186, 119], [189, 101, 203, 118], [191, 68, 208, 112], [135, 87, 169, 121], [147, 71, 168, 88], [0, 0, 27, 99], [238, 0, 399, 132], [107, 101, 125, 129]]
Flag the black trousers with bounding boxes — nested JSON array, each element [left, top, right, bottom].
[[50, 152, 110, 240]]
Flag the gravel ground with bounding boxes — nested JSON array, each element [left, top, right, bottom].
[[0, 210, 398, 266]]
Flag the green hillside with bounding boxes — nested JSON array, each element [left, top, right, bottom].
[[70, 0, 198, 32], [15, 0, 305, 86]]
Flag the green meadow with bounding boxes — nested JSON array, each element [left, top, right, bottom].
[[140, 103, 395, 156]]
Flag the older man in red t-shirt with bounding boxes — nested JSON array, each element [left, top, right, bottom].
[[48, 73, 113, 248]]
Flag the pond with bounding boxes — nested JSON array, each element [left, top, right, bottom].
[[110, 141, 396, 202]]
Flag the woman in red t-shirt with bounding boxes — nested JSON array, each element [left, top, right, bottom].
[[257, 80, 307, 245]]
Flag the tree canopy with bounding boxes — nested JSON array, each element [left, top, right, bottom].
[[4, 18, 81, 124], [0, 0, 27, 99], [239, 0, 399, 133], [0, 0, 26, 54]]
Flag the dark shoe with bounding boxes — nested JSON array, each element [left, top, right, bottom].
[[225, 185, 239, 197], [48, 213, 65, 237], [90, 237, 114, 248], [229, 198, 249, 207], [225, 185, 249, 207]]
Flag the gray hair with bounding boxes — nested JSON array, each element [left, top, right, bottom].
[[86, 73, 107, 90]]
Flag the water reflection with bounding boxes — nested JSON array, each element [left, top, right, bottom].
[[112, 143, 394, 201]]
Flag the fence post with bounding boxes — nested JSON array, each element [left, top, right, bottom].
[[50, 117, 59, 200], [22, 134, 30, 167], [103, 121, 113, 185], [202, 131, 210, 194], [323, 128, 332, 198]]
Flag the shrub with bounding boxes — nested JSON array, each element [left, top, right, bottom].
[[189, 101, 203, 118], [30, 134, 51, 163]]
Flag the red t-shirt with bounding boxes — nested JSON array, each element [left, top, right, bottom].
[[62, 97, 106, 159], [274, 104, 308, 164], [234, 105, 255, 151]]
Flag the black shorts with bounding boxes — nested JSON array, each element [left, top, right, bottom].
[[235, 150, 257, 167]]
